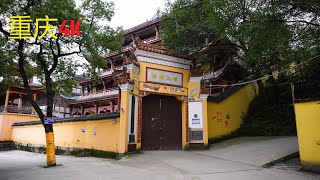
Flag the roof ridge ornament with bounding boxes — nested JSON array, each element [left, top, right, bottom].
[[122, 51, 140, 67]]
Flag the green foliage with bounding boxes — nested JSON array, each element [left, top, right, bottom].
[[0, 38, 18, 93], [0, 0, 123, 85], [161, 0, 213, 55], [283, 58, 320, 100], [240, 53, 319, 136], [161, 0, 320, 76], [240, 84, 296, 136], [0, 0, 123, 118], [162, 0, 319, 136]]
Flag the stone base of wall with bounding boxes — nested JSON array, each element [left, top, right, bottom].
[[208, 129, 240, 144], [0, 141, 17, 151], [302, 162, 320, 174], [15, 143, 117, 159], [188, 143, 209, 150]]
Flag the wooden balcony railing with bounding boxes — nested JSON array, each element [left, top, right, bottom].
[[100, 66, 124, 77], [0, 105, 32, 114], [142, 36, 160, 44]]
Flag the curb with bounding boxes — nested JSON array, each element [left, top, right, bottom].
[[262, 151, 299, 168]]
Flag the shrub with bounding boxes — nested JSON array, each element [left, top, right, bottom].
[[240, 85, 297, 136]]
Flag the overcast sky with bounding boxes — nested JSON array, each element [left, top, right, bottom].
[[109, 0, 166, 29], [72, 0, 167, 75]]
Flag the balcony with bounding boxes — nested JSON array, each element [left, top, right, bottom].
[[0, 105, 32, 114], [80, 88, 119, 100], [123, 44, 134, 52], [143, 36, 160, 44], [100, 66, 124, 77]]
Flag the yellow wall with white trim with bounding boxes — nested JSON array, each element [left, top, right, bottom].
[[0, 113, 38, 141], [12, 118, 120, 153], [207, 83, 258, 140], [294, 100, 320, 172]]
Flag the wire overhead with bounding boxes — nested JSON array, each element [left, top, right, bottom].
[[205, 54, 320, 87]]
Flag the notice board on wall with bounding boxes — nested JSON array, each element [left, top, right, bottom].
[[188, 102, 203, 129]]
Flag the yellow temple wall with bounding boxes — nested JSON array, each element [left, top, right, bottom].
[[202, 99, 209, 146], [12, 118, 120, 153], [207, 82, 258, 141], [118, 90, 130, 154], [0, 113, 38, 141], [294, 100, 320, 172]]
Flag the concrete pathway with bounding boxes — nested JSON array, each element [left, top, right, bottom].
[[196, 136, 299, 167], [0, 136, 319, 180]]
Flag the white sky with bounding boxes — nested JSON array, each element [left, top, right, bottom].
[[75, 0, 166, 29], [107, 0, 166, 29], [73, 0, 167, 75]]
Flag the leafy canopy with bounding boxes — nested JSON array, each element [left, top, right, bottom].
[[161, 0, 320, 76], [0, 0, 123, 94], [0, 0, 123, 120]]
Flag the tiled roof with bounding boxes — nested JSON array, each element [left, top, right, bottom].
[[125, 17, 161, 35], [207, 84, 246, 103], [74, 75, 91, 83], [134, 37, 187, 58], [29, 84, 42, 89], [12, 112, 120, 127], [17, 83, 42, 89], [7, 83, 42, 90], [61, 93, 118, 104], [207, 75, 254, 103]]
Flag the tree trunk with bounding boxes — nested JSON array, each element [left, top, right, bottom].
[[44, 124, 56, 166], [43, 70, 56, 167], [17, 40, 57, 167]]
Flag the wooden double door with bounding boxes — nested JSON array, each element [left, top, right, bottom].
[[141, 94, 182, 150]]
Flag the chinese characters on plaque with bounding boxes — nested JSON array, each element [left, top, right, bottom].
[[147, 68, 183, 86]]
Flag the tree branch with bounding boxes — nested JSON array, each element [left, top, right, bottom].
[[55, 35, 61, 55], [49, 36, 82, 73], [263, 19, 320, 27], [286, 20, 320, 26], [48, 40, 58, 75], [35, 43, 55, 126], [48, 35, 63, 74], [17, 40, 45, 121], [49, 40, 56, 56], [0, 21, 10, 37], [59, 48, 82, 57], [36, 44, 49, 71]]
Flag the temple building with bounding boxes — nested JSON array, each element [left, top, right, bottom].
[[62, 18, 163, 117], [0, 83, 41, 115], [1, 18, 258, 156], [0, 79, 42, 144]]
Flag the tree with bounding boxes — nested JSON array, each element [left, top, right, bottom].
[[161, 0, 320, 136], [161, 0, 319, 77], [0, 0, 123, 166], [0, 39, 15, 92]]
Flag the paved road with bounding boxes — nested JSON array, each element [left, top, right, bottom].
[[198, 136, 299, 166], [0, 136, 319, 180]]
